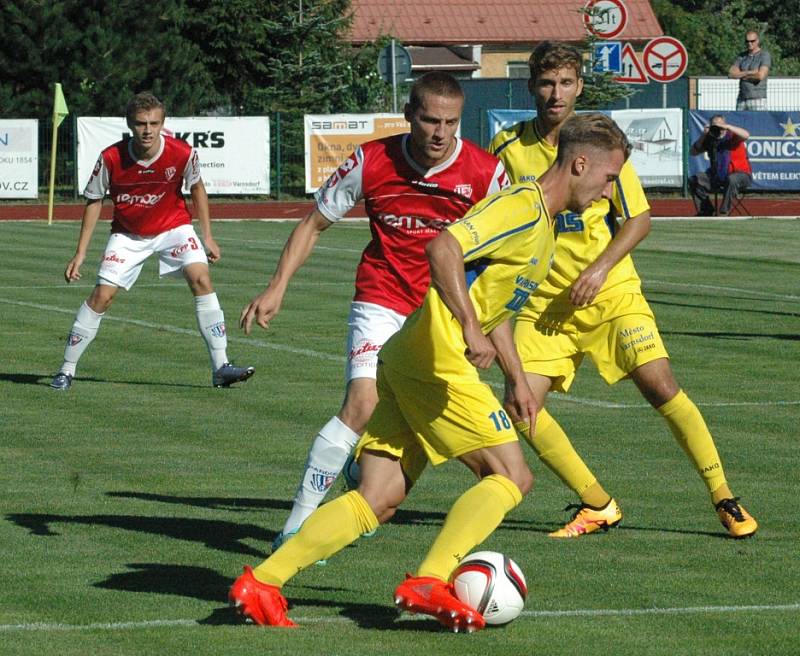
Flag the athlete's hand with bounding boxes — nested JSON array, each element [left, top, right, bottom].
[[463, 325, 496, 369], [570, 262, 609, 307], [503, 379, 538, 441], [64, 254, 85, 283], [204, 237, 221, 264], [240, 288, 283, 334]]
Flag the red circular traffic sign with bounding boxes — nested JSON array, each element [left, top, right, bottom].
[[583, 0, 628, 39], [642, 36, 688, 83]]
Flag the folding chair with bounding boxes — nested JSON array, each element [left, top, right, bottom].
[[713, 185, 753, 217]]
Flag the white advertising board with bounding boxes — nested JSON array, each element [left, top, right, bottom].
[[487, 108, 683, 188], [0, 119, 39, 199], [77, 117, 269, 195]]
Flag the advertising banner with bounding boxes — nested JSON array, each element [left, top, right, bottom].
[[487, 108, 683, 187], [0, 119, 38, 199], [304, 114, 408, 193], [77, 117, 269, 195], [689, 110, 800, 191]]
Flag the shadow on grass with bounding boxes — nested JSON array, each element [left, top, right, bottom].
[[95, 562, 439, 630], [0, 371, 209, 388], [6, 512, 273, 557], [105, 490, 551, 534]]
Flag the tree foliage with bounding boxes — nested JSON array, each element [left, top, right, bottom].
[[0, 0, 389, 119], [652, 0, 800, 76]]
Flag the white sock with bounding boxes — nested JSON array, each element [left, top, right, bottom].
[[60, 302, 104, 376], [282, 416, 361, 535], [195, 293, 228, 370]]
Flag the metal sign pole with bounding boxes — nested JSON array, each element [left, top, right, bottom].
[[391, 39, 397, 113]]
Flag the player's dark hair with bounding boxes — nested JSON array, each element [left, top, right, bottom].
[[125, 92, 166, 124], [407, 72, 464, 112], [556, 112, 630, 163], [528, 41, 583, 81]]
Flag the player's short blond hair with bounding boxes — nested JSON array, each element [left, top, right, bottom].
[[556, 113, 630, 163], [125, 92, 165, 125], [528, 41, 583, 81]]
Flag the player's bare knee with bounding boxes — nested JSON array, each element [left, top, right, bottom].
[[358, 486, 404, 524], [339, 385, 379, 433], [88, 286, 117, 313], [512, 467, 534, 496]]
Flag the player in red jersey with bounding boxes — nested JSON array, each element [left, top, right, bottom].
[[240, 73, 508, 550], [50, 92, 253, 391]]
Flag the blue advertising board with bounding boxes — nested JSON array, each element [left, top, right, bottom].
[[689, 111, 800, 191]]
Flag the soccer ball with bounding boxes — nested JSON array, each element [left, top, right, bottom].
[[451, 551, 527, 625]]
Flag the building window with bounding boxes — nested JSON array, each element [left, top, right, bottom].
[[507, 61, 529, 78]]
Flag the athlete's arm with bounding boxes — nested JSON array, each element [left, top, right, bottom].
[[721, 122, 750, 141], [190, 180, 219, 263], [489, 320, 538, 439], [240, 208, 333, 334], [570, 209, 651, 307], [64, 198, 104, 283], [426, 231, 495, 369]]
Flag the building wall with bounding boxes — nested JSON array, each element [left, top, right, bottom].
[[481, 47, 534, 78]]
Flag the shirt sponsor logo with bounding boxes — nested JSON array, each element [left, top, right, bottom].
[[379, 213, 450, 232], [115, 192, 166, 206], [454, 183, 473, 197]]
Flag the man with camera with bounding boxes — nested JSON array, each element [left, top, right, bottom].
[[689, 115, 752, 216]]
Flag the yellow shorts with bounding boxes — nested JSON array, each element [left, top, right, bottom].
[[515, 293, 669, 393], [355, 363, 519, 485]]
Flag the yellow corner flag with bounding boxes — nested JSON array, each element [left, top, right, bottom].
[[48, 83, 70, 224], [53, 82, 69, 127]]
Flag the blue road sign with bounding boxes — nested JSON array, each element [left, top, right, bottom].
[[593, 41, 622, 73]]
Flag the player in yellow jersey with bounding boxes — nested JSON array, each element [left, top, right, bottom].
[[489, 41, 757, 540], [229, 114, 630, 630]]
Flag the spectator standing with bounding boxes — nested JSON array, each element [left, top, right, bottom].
[[729, 31, 771, 110]]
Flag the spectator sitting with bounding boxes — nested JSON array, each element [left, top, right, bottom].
[[689, 115, 752, 216]]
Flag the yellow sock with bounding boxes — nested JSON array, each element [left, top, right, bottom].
[[657, 390, 728, 499], [417, 474, 522, 581], [523, 408, 602, 500], [253, 491, 379, 587]]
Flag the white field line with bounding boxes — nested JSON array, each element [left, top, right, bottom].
[[2, 602, 799, 632], [1, 296, 797, 408]]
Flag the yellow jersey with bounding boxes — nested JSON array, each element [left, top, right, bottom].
[[380, 183, 556, 382], [489, 119, 650, 317]]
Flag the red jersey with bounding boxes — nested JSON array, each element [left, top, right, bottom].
[[84, 135, 202, 236], [315, 134, 508, 315]]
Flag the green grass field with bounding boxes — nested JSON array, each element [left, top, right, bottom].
[[1, 217, 798, 655]]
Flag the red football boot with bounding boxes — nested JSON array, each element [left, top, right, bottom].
[[394, 574, 485, 633], [229, 566, 297, 627]]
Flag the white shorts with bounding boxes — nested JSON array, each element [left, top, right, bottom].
[[96, 224, 208, 290], [345, 301, 407, 382]]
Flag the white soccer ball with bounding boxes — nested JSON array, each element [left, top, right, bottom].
[[451, 551, 527, 625]]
